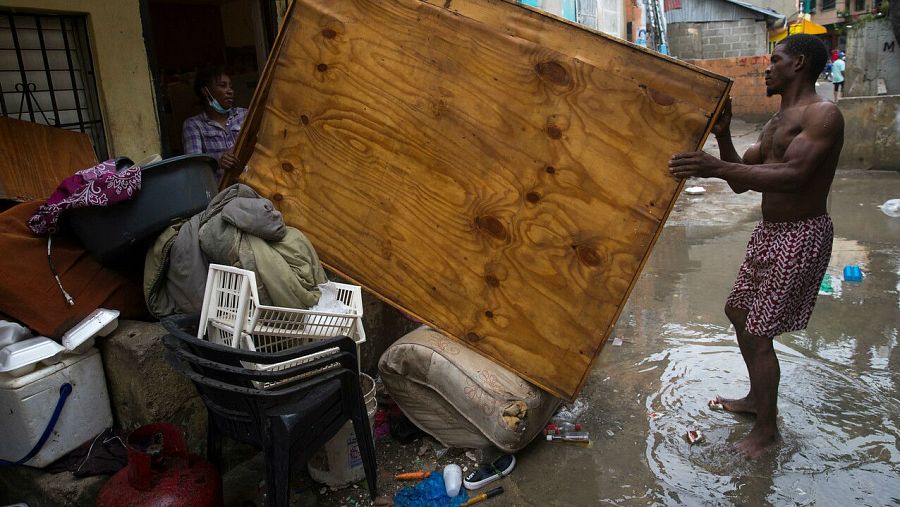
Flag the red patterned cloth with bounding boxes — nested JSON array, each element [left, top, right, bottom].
[[26, 159, 142, 235], [726, 215, 833, 337]]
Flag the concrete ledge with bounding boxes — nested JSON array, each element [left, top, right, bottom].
[[97, 320, 207, 454], [838, 95, 900, 171]]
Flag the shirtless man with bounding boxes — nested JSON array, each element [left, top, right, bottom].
[[668, 34, 844, 458]]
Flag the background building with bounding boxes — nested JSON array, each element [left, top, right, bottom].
[[664, 0, 784, 59]]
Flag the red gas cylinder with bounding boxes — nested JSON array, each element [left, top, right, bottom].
[[97, 423, 223, 507]]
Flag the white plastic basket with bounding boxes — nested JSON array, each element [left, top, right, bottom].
[[197, 264, 366, 388]]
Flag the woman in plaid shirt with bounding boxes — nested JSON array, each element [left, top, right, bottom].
[[182, 66, 248, 181]]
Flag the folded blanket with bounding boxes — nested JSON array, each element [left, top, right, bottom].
[[144, 184, 326, 317]]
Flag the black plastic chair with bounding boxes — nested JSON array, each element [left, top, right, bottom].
[[161, 314, 377, 507]]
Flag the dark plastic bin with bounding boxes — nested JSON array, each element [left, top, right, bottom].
[[67, 154, 218, 262]]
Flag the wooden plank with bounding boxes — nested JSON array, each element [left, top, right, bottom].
[[237, 0, 731, 400], [0, 117, 98, 201]]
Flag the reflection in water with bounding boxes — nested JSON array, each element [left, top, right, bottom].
[[641, 321, 899, 506]]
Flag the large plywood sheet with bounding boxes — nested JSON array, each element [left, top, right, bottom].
[[0, 117, 97, 201], [232, 0, 731, 400]]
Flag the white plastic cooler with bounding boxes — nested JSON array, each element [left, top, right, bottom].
[[0, 348, 112, 467]]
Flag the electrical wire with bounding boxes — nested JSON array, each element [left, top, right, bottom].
[[47, 234, 75, 306]]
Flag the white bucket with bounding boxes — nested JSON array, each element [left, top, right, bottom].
[[307, 373, 376, 487]]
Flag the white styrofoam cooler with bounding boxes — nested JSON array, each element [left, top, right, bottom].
[[0, 348, 112, 467]]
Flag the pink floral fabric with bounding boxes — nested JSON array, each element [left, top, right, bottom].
[[27, 159, 142, 235]]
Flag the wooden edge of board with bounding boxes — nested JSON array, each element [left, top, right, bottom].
[[431, 0, 733, 85], [566, 78, 736, 401], [222, 0, 298, 190]]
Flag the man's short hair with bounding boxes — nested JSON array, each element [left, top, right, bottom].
[[193, 65, 226, 100], [778, 34, 828, 82]]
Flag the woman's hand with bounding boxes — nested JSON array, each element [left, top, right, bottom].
[[220, 149, 239, 172]]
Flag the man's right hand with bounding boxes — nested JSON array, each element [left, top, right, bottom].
[[712, 97, 732, 137]]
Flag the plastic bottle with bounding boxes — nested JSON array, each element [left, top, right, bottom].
[[546, 431, 590, 442], [443, 464, 462, 497]]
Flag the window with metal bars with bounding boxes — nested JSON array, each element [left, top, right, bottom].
[[823, 0, 836, 10], [0, 12, 107, 159]]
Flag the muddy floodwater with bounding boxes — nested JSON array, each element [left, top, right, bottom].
[[506, 171, 900, 506]]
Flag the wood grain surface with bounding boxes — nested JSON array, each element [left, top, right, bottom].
[[234, 0, 731, 400], [0, 117, 98, 201]]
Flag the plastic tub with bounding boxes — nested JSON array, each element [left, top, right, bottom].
[[66, 154, 218, 262]]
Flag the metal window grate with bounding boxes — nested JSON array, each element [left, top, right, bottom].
[[0, 11, 107, 158]]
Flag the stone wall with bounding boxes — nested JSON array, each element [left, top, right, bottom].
[[844, 19, 900, 97], [688, 55, 779, 119], [668, 19, 768, 60], [837, 95, 900, 171]]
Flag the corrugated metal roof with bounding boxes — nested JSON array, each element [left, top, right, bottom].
[[722, 0, 784, 20]]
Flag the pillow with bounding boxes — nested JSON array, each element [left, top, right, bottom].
[[379, 326, 561, 452]]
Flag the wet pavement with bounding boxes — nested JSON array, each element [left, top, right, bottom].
[[226, 119, 900, 507]]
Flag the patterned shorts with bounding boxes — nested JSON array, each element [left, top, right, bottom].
[[726, 215, 833, 337]]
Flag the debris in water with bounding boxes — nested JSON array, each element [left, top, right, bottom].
[[708, 399, 723, 410], [685, 186, 706, 195], [684, 430, 703, 445], [878, 198, 900, 217]]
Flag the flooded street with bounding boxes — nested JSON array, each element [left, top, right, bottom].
[[508, 170, 900, 506]]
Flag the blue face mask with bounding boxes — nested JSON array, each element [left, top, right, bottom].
[[208, 97, 231, 115], [205, 88, 231, 114]]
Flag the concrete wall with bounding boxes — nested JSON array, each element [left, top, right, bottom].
[[668, 19, 768, 59], [689, 55, 779, 118], [844, 19, 900, 97], [3, 0, 161, 160], [837, 95, 900, 171]]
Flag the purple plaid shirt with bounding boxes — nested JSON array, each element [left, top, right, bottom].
[[181, 108, 248, 169]]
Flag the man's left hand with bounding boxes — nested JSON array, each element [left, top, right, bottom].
[[668, 151, 726, 179]]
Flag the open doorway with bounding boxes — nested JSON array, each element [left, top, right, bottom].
[[146, 0, 277, 155]]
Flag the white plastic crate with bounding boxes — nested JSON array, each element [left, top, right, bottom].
[[197, 264, 366, 388]]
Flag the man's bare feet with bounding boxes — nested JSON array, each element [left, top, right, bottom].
[[712, 395, 757, 415], [732, 427, 780, 458]]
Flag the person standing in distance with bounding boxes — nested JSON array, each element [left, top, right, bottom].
[[668, 34, 844, 458], [831, 51, 846, 102], [182, 65, 248, 181]]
